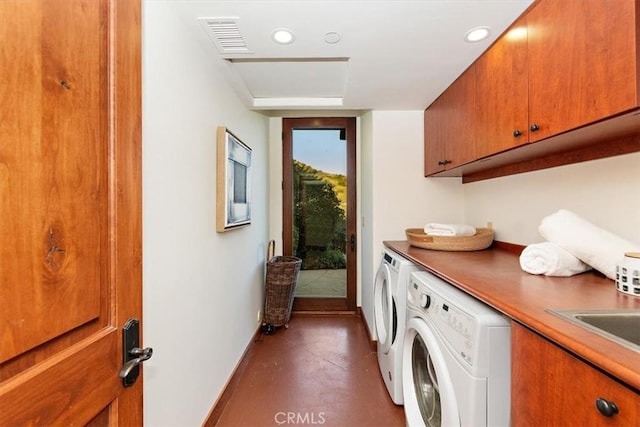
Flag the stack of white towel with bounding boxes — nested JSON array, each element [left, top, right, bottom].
[[519, 209, 640, 279], [424, 223, 476, 237]]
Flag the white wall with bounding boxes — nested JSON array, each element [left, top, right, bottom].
[[464, 152, 640, 245], [360, 111, 464, 337], [143, 3, 269, 425]]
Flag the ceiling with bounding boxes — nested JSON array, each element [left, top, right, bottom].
[[183, 0, 534, 113]]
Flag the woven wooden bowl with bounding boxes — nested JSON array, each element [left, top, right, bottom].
[[406, 227, 494, 251]]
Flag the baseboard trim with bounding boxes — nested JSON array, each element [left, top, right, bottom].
[[357, 307, 377, 352], [201, 325, 262, 427]]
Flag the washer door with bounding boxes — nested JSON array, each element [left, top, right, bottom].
[[374, 262, 396, 354], [403, 317, 460, 427]]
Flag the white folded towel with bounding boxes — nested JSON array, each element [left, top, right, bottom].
[[424, 223, 476, 237], [519, 242, 592, 277], [538, 209, 640, 280]]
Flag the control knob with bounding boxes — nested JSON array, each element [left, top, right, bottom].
[[420, 293, 431, 309]]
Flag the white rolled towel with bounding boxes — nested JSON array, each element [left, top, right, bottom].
[[424, 223, 476, 237], [519, 242, 592, 277], [538, 209, 640, 280]]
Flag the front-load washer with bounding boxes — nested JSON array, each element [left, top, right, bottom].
[[402, 271, 511, 426], [374, 248, 422, 405]]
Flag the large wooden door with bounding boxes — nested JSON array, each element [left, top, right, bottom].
[[0, 0, 143, 424], [283, 117, 357, 312]]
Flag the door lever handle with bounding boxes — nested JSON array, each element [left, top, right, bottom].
[[119, 347, 153, 379], [120, 318, 153, 387]]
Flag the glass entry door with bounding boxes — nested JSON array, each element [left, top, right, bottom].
[[282, 118, 356, 311]]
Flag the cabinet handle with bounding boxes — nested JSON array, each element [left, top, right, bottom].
[[438, 160, 452, 166], [595, 398, 619, 417], [530, 123, 540, 132], [513, 129, 522, 137]]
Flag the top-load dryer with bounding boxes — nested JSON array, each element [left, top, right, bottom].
[[374, 248, 422, 405]]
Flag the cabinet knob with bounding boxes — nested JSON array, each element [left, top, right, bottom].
[[595, 397, 619, 417], [513, 129, 522, 138], [530, 123, 540, 132]]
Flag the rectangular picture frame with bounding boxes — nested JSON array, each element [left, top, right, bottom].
[[216, 127, 252, 232]]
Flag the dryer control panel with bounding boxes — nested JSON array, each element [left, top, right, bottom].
[[408, 274, 477, 366], [434, 301, 475, 365], [408, 269, 511, 380]]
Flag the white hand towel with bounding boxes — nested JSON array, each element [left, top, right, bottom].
[[538, 209, 640, 280], [424, 223, 476, 237], [519, 242, 592, 277]]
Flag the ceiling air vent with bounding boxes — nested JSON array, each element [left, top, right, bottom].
[[198, 17, 252, 55]]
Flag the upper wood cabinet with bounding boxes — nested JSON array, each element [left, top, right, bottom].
[[526, 0, 639, 142], [475, 18, 529, 158], [424, 0, 640, 180], [424, 66, 476, 176]]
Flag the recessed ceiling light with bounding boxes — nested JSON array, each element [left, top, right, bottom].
[[272, 28, 295, 45], [464, 26, 491, 43], [324, 32, 341, 44]]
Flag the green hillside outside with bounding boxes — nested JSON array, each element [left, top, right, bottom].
[[294, 161, 347, 213], [293, 160, 347, 270]]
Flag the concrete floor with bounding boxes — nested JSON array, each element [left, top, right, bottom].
[[213, 314, 405, 426]]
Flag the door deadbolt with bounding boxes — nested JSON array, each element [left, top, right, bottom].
[[119, 318, 153, 387]]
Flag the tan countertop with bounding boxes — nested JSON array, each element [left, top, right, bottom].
[[384, 240, 640, 391]]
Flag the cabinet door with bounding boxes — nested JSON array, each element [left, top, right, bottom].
[[424, 67, 476, 176], [445, 67, 476, 168], [511, 323, 640, 427], [527, 0, 639, 142], [424, 93, 447, 175], [475, 19, 529, 158]]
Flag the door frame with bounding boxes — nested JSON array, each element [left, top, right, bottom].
[[282, 117, 357, 312]]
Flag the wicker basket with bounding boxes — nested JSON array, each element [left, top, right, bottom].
[[406, 227, 494, 251], [263, 255, 302, 331]]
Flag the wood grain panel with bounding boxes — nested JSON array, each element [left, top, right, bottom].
[[0, 329, 120, 425], [424, 67, 476, 175], [463, 132, 640, 183], [445, 67, 477, 168], [424, 94, 447, 175], [1, 0, 143, 423], [512, 323, 639, 426], [527, 0, 639, 141], [475, 20, 529, 158], [0, 0, 107, 364]]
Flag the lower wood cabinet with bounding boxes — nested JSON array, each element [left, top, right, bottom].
[[511, 323, 640, 426]]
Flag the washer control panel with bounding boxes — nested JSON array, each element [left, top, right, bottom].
[[383, 252, 399, 272]]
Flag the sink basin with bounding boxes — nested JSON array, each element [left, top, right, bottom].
[[548, 309, 640, 352]]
